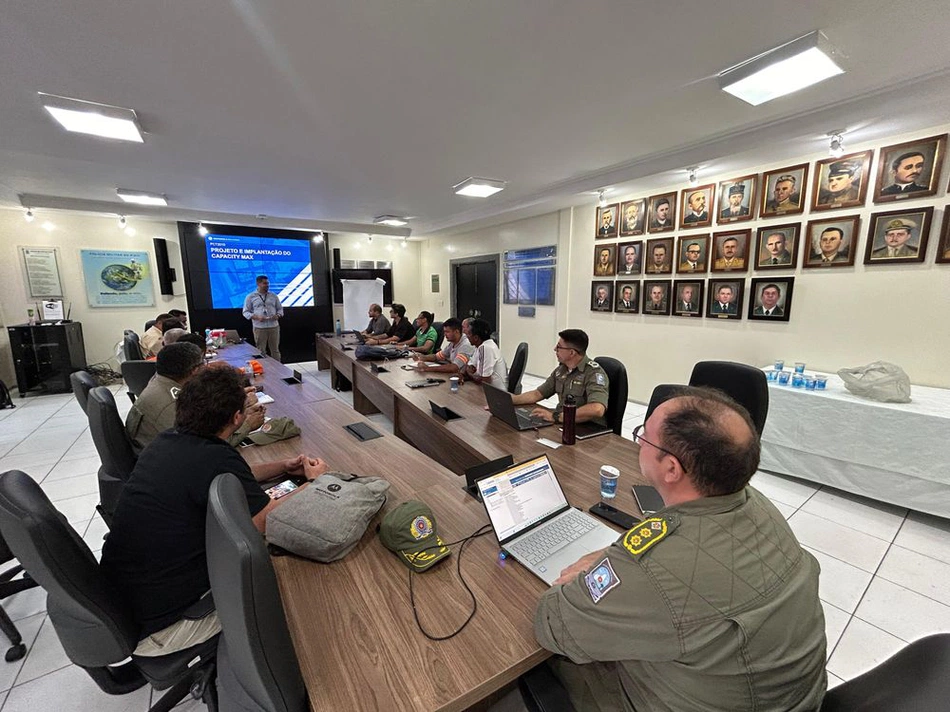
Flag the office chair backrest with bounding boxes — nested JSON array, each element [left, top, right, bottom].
[[207, 474, 307, 712], [144, 319, 157, 333], [70, 371, 98, 413], [431, 321, 445, 352], [644, 384, 683, 424], [0, 470, 136, 667], [122, 334, 142, 362], [688, 361, 769, 436], [593, 357, 628, 435], [88, 387, 137, 520], [507, 342, 528, 394], [121, 361, 157, 399]]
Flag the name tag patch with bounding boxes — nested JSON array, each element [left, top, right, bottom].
[[585, 558, 621, 604]]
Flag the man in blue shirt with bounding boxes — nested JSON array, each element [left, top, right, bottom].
[[242, 275, 284, 361]]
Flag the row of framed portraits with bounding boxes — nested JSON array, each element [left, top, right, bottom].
[[595, 133, 948, 237], [593, 205, 950, 276], [591, 277, 795, 322]]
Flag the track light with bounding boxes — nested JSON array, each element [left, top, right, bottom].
[[367, 234, 373, 243], [197, 223, 208, 237], [598, 190, 608, 208], [24, 209, 34, 223], [687, 168, 698, 187], [312, 231, 324, 243], [828, 132, 845, 158], [118, 215, 127, 229], [401, 238, 408, 249]]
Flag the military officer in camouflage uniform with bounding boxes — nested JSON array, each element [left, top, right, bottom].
[[534, 386, 826, 711], [511, 329, 609, 425]]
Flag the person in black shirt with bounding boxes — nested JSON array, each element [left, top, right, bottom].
[[101, 367, 328, 657], [365, 302, 416, 346]]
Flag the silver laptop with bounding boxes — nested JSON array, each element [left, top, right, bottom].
[[483, 385, 553, 431], [477, 455, 619, 585]]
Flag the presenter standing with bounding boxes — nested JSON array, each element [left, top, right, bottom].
[[243, 275, 284, 361]]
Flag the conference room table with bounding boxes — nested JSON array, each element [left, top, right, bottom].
[[227, 339, 647, 711]]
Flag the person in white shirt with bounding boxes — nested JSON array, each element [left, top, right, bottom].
[[463, 318, 508, 390], [140, 313, 171, 358]]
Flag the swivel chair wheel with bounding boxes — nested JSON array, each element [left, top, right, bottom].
[[6, 643, 26, 662]]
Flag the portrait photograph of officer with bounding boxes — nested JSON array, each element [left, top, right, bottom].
[[619, 198, 646, 237], [761, 163, 808, 217], [673, 280, 703, 318], [593, 243, 617, 276], [711, 230, 751, 273], [706, 280, 743, 320], [863, 208, 934, 265], [938, 211, 950, 265], [595, 203, 619, 239], [615, 282, 640, 314], [644, 237, 674, 275], [811, 150, 872, 211], [748, 277, 794, 322], [642, 280, 672, 316], [616, 241, 643, 275], [754, 224, 800, 270], [647, 192, 676, 233], [676, 235, 709, 273], [590, 282, 613, 312], [803, 216, 860, 269], [716, 174, 756, 224], [679, 184, 714, 229], [873, 134, 946, 204]]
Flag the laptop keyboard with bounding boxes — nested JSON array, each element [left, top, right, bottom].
[[515, 407, 548, 427], [508, 510, 597, 565]]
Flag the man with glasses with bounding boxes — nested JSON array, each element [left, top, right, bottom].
[[534, 387, 826, 712], [510, 329, 608, 425]]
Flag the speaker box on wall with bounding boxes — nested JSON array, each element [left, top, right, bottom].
[[153, 238, 177, 296], [333, 248, 342, 270]]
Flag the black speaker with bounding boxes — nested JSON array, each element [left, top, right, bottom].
[[332, 248, 342, 270], [153, 238, 177, 296]]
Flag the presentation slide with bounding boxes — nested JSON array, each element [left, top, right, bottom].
[[205, 233, 314, 309]]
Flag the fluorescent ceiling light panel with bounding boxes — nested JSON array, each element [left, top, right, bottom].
[[116, 189, 167, 206], [453, 177, 507, 198], [373, 215, 409, 227], [719, 31, 844, 106], [38, 92, 144, 142]]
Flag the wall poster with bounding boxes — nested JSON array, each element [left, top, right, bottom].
[[20, 246, 64, 298], [80, 249, 155, 307]]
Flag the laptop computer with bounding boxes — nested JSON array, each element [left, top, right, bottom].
[[477, 455, 620, 585], [224, 329, 242, 343], [483, 385, 553, 431], [462, 454, 514, 500], [572, 420, 613, 440]]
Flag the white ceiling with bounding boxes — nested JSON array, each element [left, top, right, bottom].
[[2, 0, 950, 237]]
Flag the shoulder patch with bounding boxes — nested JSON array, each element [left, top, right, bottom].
[[594, 373, 606, 386], [621, 516, 676, 558], [585, 557, 621, 603]]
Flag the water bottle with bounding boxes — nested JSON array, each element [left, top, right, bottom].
[[335, 319, 342, 336], [205, 328, 212, 344], [245, 360, 253, 376], [561, 394, 577, 446]]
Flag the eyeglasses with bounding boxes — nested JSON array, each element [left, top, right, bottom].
[[554, 345, 575, 352], [632, 424, 679, 461]]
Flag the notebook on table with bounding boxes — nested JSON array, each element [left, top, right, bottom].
[[483, 385, 553, 431]]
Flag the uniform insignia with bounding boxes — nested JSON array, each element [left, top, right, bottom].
[[594, 373, 606, 386], [410, 515, 433, 540], [170, 386, 180, 399], [622, 516, 674, 558], [585, 557, 621, 603]]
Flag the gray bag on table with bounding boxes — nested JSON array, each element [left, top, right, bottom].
[[266, 472, 390, 562], [837, 361, 911, 403]]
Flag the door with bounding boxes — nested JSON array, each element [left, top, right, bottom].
[[452, 256, 499, 334]]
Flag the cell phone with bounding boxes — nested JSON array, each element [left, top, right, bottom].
[[589, 502, 640, 530], [632, 485, 665, 516], [264, 479, 299, 499]]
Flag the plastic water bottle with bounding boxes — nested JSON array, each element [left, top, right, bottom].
[[205, 328, 212, 344], [335, 319, 342, 336], [561, 394, 577, 446], [245, 360, 253, 375]]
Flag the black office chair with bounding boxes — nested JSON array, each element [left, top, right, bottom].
[[122, 333, 143, 362], [70, 370, 98, 413], [431, 321, 445, 352], [0, 533, 40, 661], [207, 474, 307, 711], [688, 361, 769, 436], [507, 342, 528, 395], [644, 383, 682, 424], [0, 469, 218, 711], [593, 357, 628, 435], [87, 387, 138, 525], [517, 663, 577, 712], [121, 361, 157, 403], [143, 319, 157, 333], [820, 633, 950, 711]]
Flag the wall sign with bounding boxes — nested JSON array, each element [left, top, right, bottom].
[[20, 246, 64, 298]]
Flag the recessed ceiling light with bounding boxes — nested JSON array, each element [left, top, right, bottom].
[[718, 31, 844, 106], [38, 92, 144, 142], [116, 189, 167, 206], [373, 215, 409, 227], [453, 177, 507, 198]]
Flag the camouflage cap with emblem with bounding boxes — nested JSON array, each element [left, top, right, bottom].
[[247, 416, 301, 445], [379, 500, 450, 571]]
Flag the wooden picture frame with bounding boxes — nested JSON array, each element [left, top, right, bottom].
[[593, 244, 617, 277], [616, 241, 643, 276], [936, 208, 950, 265], [647, 192, 676, 233], [644, 237, 674, 275], [710, 229, 751, 273], [803, 215, 860, 268], [716, 174, 757, 224], [615, 281, 640, 314], [811, 150, 872, 211], [673, 279, 704, 318], [619, 199, 647, 237], [748, 277, 794, 322], [863, 207, 934, 265], [591, 282, 613, 312], [754, 223, 800, 270], [676, 234, 710, 274], [873, 134, 946, 204], [642, 279, 672, 316], [595, 203, 619, 239], [706, 279, 744, 320], [760, 163, 809, 217], [679, 183, 715, 229]]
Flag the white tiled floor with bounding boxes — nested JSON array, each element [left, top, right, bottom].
[[0, 368, 947, 709]]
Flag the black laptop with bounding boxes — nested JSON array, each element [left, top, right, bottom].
[[483, 385, 553, 431]]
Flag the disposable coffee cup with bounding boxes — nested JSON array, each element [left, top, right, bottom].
[[449, 377, 460, 392], [599, 466, 620, 499]]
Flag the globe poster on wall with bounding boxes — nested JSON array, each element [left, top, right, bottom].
[[80, 249, 155, 307]]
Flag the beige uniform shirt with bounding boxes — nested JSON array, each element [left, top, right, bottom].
[[139, 326, 164, 358], [535, 487, 827, 712], [536, 356, 609, 417]]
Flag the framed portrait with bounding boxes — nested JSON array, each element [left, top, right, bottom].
[[760, 163, 808, 217], [616, 241, 643, 276], [595, 203, 619, 239], [863, 207, 934, 266], [716, 174, 757, 224], [803, 215, 860, 268], [642, 279, 672, 316], [644, 237, 674, 275], [591, 282, 613, 312], [811, 150, 872, 211], [937, 208, 950, 265], [873, 134, 946, 204], [748, 277, 794, 322], [754, 223, 800, 270], [593, 243, 617, 277], [711, 230, 751, 273], [673, 279, 704, 318], [619, 199, 647, 237], [679, 184, 715, 229], [647, 192, 676, 233], [615, 281, 640, 314], [706, 279, 744, 320], [676, 234, 710, 274]]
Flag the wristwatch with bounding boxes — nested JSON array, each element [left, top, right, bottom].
[[553, 411, 560, 424]]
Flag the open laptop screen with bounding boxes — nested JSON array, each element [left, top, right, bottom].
[[477, 455, 568, 542]]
